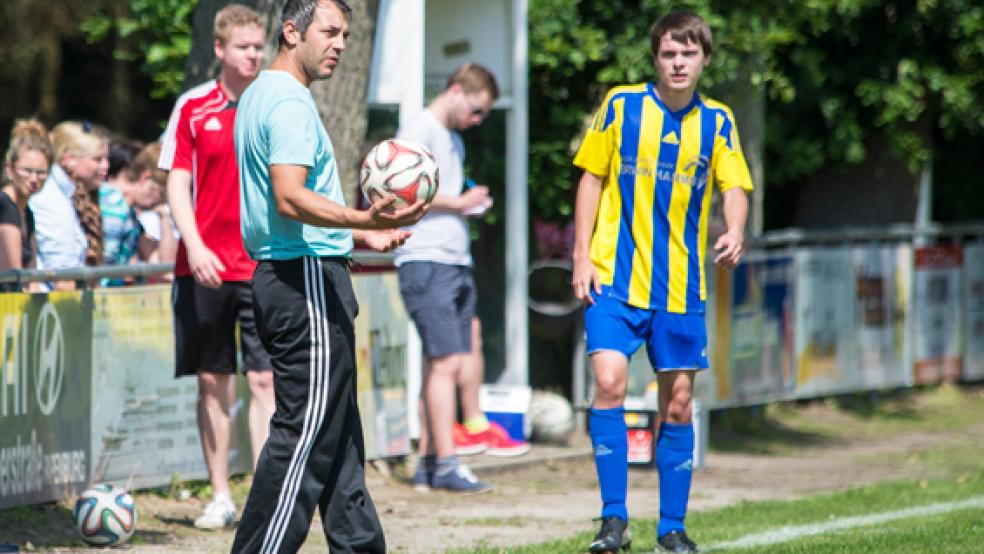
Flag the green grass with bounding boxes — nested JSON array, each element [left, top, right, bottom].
[[452, 473, 984, 553], [741, 509, 984, 553], [710, 384, 984, 455]]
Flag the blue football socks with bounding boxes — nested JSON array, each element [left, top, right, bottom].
[[656, 422, 695, 537], [589, 406, 629, 521]]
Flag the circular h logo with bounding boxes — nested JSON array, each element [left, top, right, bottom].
[[33, 302, 64, 416]]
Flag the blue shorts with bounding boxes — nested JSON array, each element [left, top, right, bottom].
[[398, 262, 476, 358], [584, 293, 708, 371]]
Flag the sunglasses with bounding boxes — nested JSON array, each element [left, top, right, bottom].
[[466, 98, 489, 118]]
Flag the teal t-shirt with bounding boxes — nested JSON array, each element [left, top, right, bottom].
[[235, 70, 353, 260]]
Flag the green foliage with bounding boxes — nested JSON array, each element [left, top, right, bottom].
[[769, 0, 984, 179], [528, 0, 807, 223], [82, 0, 197, 100], [529, 0, 984, 223]]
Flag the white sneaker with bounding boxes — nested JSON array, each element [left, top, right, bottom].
[[194, 497, 236, 530]]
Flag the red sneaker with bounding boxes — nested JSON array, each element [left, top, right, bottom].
[[453, 422, 488, 456], [479, 421, 531, 457]]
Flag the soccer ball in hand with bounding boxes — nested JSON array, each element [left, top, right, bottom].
[[74, 484, 137, 546], [360, 139, 439, 207]]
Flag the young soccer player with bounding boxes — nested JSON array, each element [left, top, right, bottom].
[[572, 11, 752, 553]]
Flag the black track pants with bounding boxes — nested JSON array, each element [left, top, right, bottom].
[[232, 257, 385, 554]]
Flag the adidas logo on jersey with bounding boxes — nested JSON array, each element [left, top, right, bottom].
[[594, 444, 613, 457], [661, 131, 679, 145], [204, 116, 222, 131], [674, 458, 693, 472]]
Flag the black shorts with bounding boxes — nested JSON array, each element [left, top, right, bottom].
[[398, 261, 476, 358], [172, 276, 272, 377]]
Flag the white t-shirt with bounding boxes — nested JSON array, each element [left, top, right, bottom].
[[136, 207, 180, 242], [394, 110, 471, 267]]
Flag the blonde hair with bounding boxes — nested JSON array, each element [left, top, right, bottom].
[[214, 4, 264, 45], [124, 142, 166, 185], [49, 121, 109, 164], [446, 63, 500, 101], [4, 118, 52, 170]]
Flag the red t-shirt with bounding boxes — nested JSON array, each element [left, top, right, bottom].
[[159, 80, 255, 281]]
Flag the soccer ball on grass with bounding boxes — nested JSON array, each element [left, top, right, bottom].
[[529, 390, 577, 444], [74, 484, 137, 546]]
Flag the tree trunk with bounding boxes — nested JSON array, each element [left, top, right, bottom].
[[183, 0, 225, 87], [38, 31, 63, 123], [185, 0, 379, 206], [310, 0, 378, 206], [109, 0, 132, 133], [726, 54, 766, 237]]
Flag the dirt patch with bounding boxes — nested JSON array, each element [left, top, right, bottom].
[[4, 386, 984, 553]]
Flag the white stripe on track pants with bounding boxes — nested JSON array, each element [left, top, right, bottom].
[[232, 257, 385, 554]]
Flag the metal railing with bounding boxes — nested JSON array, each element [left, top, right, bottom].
[[750, 222, 984, 247], [0, 251, 397, 286]]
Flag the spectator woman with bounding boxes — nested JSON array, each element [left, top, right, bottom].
[[29, 121, 109, 290], [0, 119, 52, 291], [100, 141, 176, 283], [101, 140, 145, 268]]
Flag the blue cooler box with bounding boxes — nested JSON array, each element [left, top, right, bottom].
[[479, 384, 531, 441]]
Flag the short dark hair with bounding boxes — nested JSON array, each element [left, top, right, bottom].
[[446, 63, 500, 101], [278, 0, 352, 48], [108, 140, 143, 180], [650, 11, 713, 58]]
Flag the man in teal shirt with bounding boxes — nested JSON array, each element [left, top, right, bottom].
[[232, 1, 426, 552]]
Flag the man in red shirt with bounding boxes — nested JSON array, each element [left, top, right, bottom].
[[158, 4, 272, 530]]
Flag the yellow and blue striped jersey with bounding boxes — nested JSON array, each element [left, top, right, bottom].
[[574, 83, 753, 314]]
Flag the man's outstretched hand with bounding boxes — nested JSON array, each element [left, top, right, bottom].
[[359, 229, 412, 252], [365, 194, 428, 228]]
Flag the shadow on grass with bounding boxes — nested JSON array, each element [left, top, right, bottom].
[[706, 385, 965, 454], [130, 529, 176, 545], [0, 503, 82, 548], [830, 389, 923, 421], [709, 406, 835, 454], [0, 502, 176, 549], [154, 513, 196, 528]]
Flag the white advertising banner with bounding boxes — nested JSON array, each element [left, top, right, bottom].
[[352, 272, 411, 459], [793, 248, 858, 396], [89, 286, 252, 489], [727, 255, 794, 405], [912, 246, 963, 383], [962, 242, 984, 381], [852, 244, 907, 389]]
